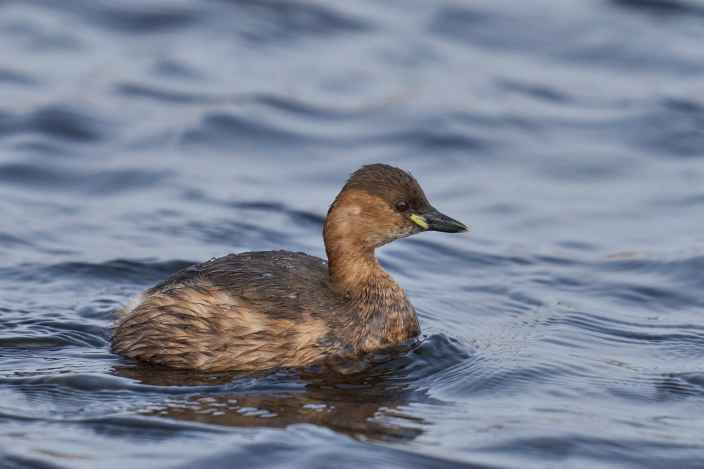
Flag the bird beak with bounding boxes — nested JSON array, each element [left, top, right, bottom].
[[410, 209, 468, 233]]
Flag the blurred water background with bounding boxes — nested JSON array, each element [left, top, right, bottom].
[[1, 0, 704, 468]]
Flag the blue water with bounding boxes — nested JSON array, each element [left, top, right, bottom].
[[1, 1, 704, 468]]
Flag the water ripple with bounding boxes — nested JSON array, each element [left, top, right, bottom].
[[612, 0, 704, 17], [0, 163, 168, 194], [0, 105, 108, 143], [25, 0, 203, 33], [0, 67, 37, 87], [1, 0, 704, 467], [218, 0, 371, 43]]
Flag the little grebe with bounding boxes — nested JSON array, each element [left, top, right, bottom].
[[112, 164, 467, 372]]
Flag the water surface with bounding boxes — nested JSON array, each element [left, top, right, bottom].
[[1, 1, 704, 468]]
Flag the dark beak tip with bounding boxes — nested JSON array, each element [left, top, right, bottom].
[[447, 223, 469, 234], [438, 222, 467, 234], [424, 210, 469, 234]]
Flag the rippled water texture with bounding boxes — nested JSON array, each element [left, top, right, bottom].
[[1, 0, 704, 468]]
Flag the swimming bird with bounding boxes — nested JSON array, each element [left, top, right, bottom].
[[112, 164, 467, 372]]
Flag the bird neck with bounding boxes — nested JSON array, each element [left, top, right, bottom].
[[324, 207, 419, 349], [323, 206, 395, 298], [325, 235, 389, 297]]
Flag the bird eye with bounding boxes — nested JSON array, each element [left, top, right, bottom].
[[395, 200, 409, 212]]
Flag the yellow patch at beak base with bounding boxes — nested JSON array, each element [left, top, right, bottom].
[[410, 213, 429, 230]]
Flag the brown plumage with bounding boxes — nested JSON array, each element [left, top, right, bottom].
[[111, 164, 467, 372]]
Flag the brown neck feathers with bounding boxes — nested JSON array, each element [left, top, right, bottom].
[[324, 191, 390, 297]]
